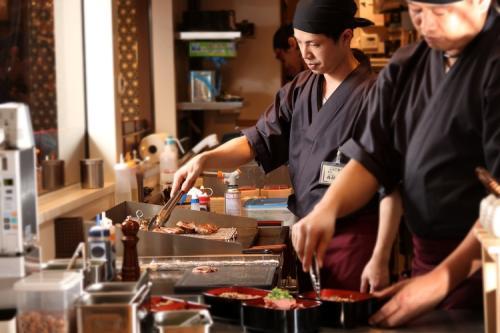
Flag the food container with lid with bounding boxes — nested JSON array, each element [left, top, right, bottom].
[[241, 297, 321, 333], [299, 288, 382, 328], [14, 271, 83, 333]]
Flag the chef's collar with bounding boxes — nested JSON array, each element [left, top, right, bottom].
[[293, 0, 373, 35]]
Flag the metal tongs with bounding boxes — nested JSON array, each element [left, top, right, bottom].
[[147, 191, 184, 231], [66, 242, 87, 271], [309, 255, 321, 300]]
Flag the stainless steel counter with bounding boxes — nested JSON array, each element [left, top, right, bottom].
[[210, 310, 483, 333]]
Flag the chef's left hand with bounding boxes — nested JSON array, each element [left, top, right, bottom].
[[360, 256, 390, 293], [369, 268, 448, 327]]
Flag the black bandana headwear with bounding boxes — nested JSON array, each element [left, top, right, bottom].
[[293, 0, 374, 34]]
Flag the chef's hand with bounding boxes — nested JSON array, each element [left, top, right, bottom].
[[360, 256, 390, 293], [171, 154, 206, 195], [291, 205, 335, 272], [369, 269, 447, 327]]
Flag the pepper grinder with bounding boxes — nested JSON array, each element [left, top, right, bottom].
[[121, 216, 140, 281]]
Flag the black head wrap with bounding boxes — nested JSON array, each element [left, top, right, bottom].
[[293, 0, 374, 34]]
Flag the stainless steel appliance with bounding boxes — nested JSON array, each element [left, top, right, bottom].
[[0, 103, 40, 312]]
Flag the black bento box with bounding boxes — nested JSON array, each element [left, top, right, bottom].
[[203, 286, 269, 323], [241, 298, 321, 333], [299, 289, 381, 328]]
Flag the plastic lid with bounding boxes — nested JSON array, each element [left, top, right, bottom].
[[14, 271, 82, 292]]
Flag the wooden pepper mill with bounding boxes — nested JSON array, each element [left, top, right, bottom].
[[121, 216, 140, 281]]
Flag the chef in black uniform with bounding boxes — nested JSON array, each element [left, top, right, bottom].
[[292, 0, 500, 326], [173, 0, 400, 292], [273, 23, 306, 82]]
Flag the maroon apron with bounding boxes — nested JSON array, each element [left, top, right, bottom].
[[411, 236, 483, 310], [319, 212, 378, 291]]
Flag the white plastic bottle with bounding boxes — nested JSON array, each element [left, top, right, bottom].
[[190, 193, 200, 211], [159, 136, 184, 188], [114, 154, 132, 204], [127, 155, 138, 201]]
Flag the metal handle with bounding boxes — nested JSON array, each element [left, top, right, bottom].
[[309, 255, 321, 299], [66, 242, 85, 271], [148, 190, 184, 231]]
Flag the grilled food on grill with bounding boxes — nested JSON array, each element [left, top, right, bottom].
[[143, 219, 220, 235], [176, 221, 197, 233], [194, 223, 219, 235]]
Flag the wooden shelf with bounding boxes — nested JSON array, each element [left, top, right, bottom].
[[177, 101, 243, 111], [176, 31, 241, 41]]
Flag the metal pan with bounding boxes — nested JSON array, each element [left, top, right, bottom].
[[299, 289, 380, 328], [154, 309, 212, 333], [202, 286, 269, 322], [241, 298, 321, 333]]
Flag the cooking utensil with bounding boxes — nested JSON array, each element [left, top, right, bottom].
[[309, 255, 321, 300], [67, 242, 87, 271], [147, 191, 184, 231]]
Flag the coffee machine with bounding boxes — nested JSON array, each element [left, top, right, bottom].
[[0, 103, 40, 313]]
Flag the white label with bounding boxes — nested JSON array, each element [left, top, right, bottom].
[[319, 162, 344, 185]]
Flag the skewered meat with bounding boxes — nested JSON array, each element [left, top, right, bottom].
[[176, 221, 196, 233], [194, 223, 219, 235], [192, 266, 218, 274]]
